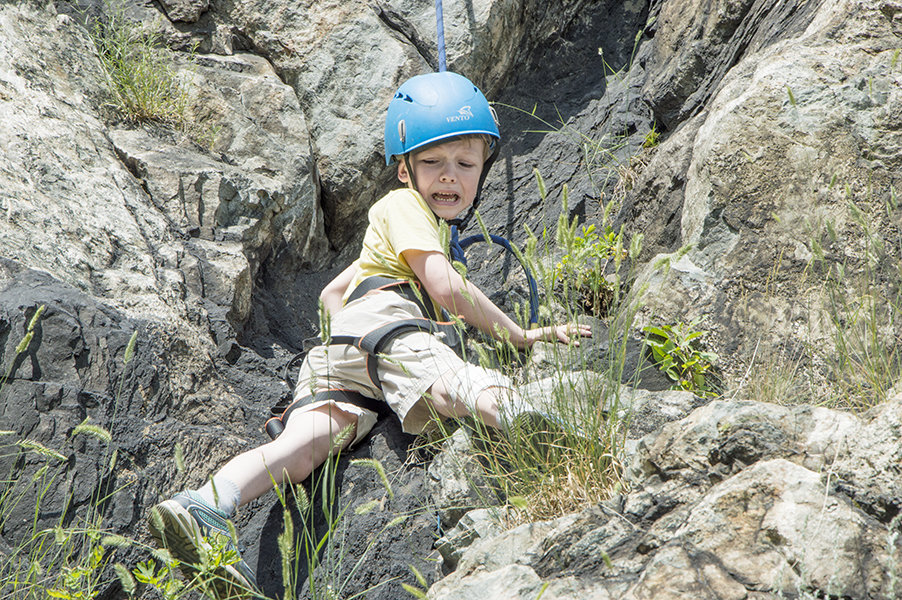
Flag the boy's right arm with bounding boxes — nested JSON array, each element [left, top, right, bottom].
[[319, 262, 360, 317], [404, 249, 590, 348]]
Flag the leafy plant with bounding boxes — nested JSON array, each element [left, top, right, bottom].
[[0, 309, 164, 600], [643, 321, 719, 395], [132, 557, 184, 599], [554, 220, 626, 317], [87, 0, 188, 124], [269, 424, 410, 600], [427, 170, 648, 524], [45, 532, 109, 599], [642, 124, 660, 149]]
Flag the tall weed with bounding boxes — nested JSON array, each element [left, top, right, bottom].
[[0, 310, 170, 600], [808, 186, 902, 410], [446, 169, 647, 524], [271, 440, 417, 599], [87, 0, 189, 124]]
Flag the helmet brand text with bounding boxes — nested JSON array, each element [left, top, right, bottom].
[[446, 105, 474, 123]]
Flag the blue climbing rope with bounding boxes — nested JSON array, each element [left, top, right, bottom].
[[435, 0, 447, 72], [450, 227, 540, 326]]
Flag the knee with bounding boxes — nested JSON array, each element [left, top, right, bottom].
[[444, 365, 513, 413], [282, 397, 384, 455]]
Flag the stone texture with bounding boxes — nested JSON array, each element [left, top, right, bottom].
[[427, 396, 902, 599], [158, 0, 209, 23], [625, 0, 902, 387], [427, 427, 498, 528], [1, 0, 901, 598]]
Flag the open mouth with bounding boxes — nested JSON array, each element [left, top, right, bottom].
[[431, 193, 459, 204]]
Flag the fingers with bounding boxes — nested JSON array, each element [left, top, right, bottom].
[[556, 323, 592, 345], [527, 323, 592, 346]]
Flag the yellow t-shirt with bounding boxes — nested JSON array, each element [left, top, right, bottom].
[[343, 188, 448, 312]]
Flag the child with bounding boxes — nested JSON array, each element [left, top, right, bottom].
[[148, 71, 590, 596]]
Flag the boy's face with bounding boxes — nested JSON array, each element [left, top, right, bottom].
[[398, 137, 486, 221]]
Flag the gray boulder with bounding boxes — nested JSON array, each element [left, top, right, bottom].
[[429, 393, 902, 599]]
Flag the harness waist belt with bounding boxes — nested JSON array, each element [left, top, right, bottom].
[[346, 276, 438, 321], [266, 277, 465, 438], [328, 317, 464, 391]]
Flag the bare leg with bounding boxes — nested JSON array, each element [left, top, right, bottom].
[[212, 403, 358, 507], [425, 376, 505, 429]]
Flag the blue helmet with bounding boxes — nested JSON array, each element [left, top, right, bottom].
[[384, 71, 500, 165]]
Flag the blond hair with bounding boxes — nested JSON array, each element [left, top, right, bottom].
[[411, 134, 494, 161]]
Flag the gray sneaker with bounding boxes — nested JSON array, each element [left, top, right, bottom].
[[148, 490, 259, 598]]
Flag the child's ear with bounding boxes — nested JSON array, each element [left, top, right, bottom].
[[397, 161, 411, 184]]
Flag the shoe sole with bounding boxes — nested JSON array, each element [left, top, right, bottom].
[[148, 500, 255, 599]]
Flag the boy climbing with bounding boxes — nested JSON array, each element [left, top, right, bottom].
[[148, 71, 590, 597]]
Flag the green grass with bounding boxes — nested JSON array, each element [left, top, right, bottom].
[[417, 167, 649, 524], [86, 0, 189, 125], [726, 180, 902, 413], [761, 181, 902, 412]]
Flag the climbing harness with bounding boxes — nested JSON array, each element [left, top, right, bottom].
[[264, 388, 389, 441], [265, 277, 464, 440]]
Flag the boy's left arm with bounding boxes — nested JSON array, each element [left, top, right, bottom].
[[404, 249, 590, 348]]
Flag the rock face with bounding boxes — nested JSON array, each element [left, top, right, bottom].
[[619, 0, 902, 387], [1, 0, 901, 599], [430, 395, 902, 599]]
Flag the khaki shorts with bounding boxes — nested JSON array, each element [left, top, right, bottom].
[[291, 290, 465, 443]]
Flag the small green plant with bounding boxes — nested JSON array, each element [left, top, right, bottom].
[[426, 170, 646, 525], [401, 565, 429, 599], [45, 531, 109, 599], [554, 221, 625, 317], [642, 124, 660, 149], [0, 310, 169, 600], [271, 426, 408, 600], [643, 320, 719, 395], [88, 0, 188, 124], [540, 172, 632, 319], [0, 305, 44, 393], [131, 555, 185, 599]]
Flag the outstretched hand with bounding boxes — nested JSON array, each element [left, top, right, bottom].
[[521, 322, 593, 348]]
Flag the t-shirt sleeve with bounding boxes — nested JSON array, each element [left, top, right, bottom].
[[378, 190, 446, 256]]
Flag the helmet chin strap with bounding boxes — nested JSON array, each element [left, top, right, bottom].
[[402, 154, 417, 193]]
